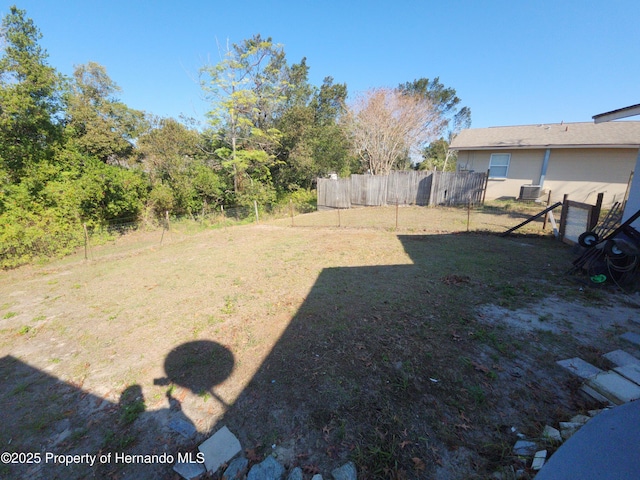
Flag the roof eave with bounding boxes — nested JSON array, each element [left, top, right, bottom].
[[451, 144, 640, 151], [593, 104, 640, 123]]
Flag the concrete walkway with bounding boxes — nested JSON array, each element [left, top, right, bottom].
[[535, 399, 640, 479], [543, 341, 640, 477]]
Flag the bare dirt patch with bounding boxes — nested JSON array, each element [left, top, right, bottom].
[[1, 207, 638, 479], [478, 294, 640, 345]]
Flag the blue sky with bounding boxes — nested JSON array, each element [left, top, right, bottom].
[[5, 0, 639, 129]]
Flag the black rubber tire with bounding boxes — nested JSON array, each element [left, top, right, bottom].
[[605, 239, 626, 258], [578, 231, 599, 248]]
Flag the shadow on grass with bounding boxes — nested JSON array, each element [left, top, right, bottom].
[[202, 232, 570, 478], [0, 340, 235, 479], [0, 232, 571, 479]]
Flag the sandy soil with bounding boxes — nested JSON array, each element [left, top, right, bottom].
[[1, 213, 639, 479]]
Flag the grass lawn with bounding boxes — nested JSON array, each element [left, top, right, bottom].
[[0, 204, 638, 479]]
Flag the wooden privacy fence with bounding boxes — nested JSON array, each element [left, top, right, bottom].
[[351, 174, 388, 206], [317, 171, 487, 209], [428, 171, 487, 206], [317, 178, 351, 209], [386, 171, 433, 205]]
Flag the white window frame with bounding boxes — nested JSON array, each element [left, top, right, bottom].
[[489, 153, 510, 179]]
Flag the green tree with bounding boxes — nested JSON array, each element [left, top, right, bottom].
[[138, 117, 202, 182], [310, 77, 353, 177], [200, 34, 288, 195], [398, 77, 471, 171], [311, 76, 347, 126], [281, 57, 314, 112], [398, 77, 471, 134], [76, 158, 148, 224], [419, 138, 454, 171], [0, 7, 151, 267], [274, 75, 352, 190], [65, 62, 147, 165], [138, 117, 223, 215], [0, 6, 62, 181]]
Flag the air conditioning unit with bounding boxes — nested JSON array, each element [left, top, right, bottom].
[[519, 184, 542, 200]]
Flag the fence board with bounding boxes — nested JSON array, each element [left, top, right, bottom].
[[430, 171, 487, 206], [562, 205, 591, 244], [317, 171, 487, 209], [386, 171, 432, 205], [558, 194, 604, 245], [351, 174, 387, 206], [317, 178, 351, 209]]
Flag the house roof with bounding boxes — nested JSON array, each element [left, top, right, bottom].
[[593, 104, 640, 123], [450, 121, 640, 150]]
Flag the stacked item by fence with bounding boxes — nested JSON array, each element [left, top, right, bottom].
[[569, 206, 640, 289]]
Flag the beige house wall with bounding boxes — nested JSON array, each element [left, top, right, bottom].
[[456, 148, 636, 207]]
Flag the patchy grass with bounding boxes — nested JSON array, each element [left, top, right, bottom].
[[0, 204, 635, 479]]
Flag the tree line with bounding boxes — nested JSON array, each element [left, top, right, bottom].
[[0, 6, 470, 267]]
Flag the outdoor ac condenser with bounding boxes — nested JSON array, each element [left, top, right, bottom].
[[519, 185, 542, 200]]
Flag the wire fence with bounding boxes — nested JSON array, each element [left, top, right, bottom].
[[275, 202, 557, 234], [78, 196, 601, 263], [80, 199, 318, 261]]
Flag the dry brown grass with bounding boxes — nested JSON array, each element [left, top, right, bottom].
[[0, 204, 631, 479]]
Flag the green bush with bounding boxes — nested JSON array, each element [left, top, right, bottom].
[[0, 201, 83, 269], [77, 159, 148, 224], [282, 188, 317, 214], [148, 182, 175, 217], [0, 157, 149, 268]]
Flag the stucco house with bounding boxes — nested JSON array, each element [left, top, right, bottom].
[[450, 121, 640, 207], [593, 104, 640, 228]]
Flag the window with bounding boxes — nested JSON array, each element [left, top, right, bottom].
[[489, 153, 510, 178]]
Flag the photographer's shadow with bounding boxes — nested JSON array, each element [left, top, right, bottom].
[[152, 340, 235, 437]]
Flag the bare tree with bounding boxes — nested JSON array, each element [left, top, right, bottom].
[[343, 88, 445, 175]]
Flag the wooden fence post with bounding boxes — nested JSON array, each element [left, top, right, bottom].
[[395, 200, 399, 230], [220, 205, 227, 231], [83, 223, 89, 260], [481, 169, 489, 205], [428, 171, 438, 207], [590, 192, 604, 231], [160, 211, 170, 246], [559, 194, 569, 240], [290, 199, 294, 227], [200, 199, 207, 224], [543, 190, 552, 230]]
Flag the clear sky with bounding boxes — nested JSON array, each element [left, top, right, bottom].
[[5, 0, 639, 129]]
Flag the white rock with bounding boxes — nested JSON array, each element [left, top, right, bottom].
[[513, 440, 537, 456], [542, 425, 562, 443], [531, 450, 547, 471], [198, 426, 242, 473]]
